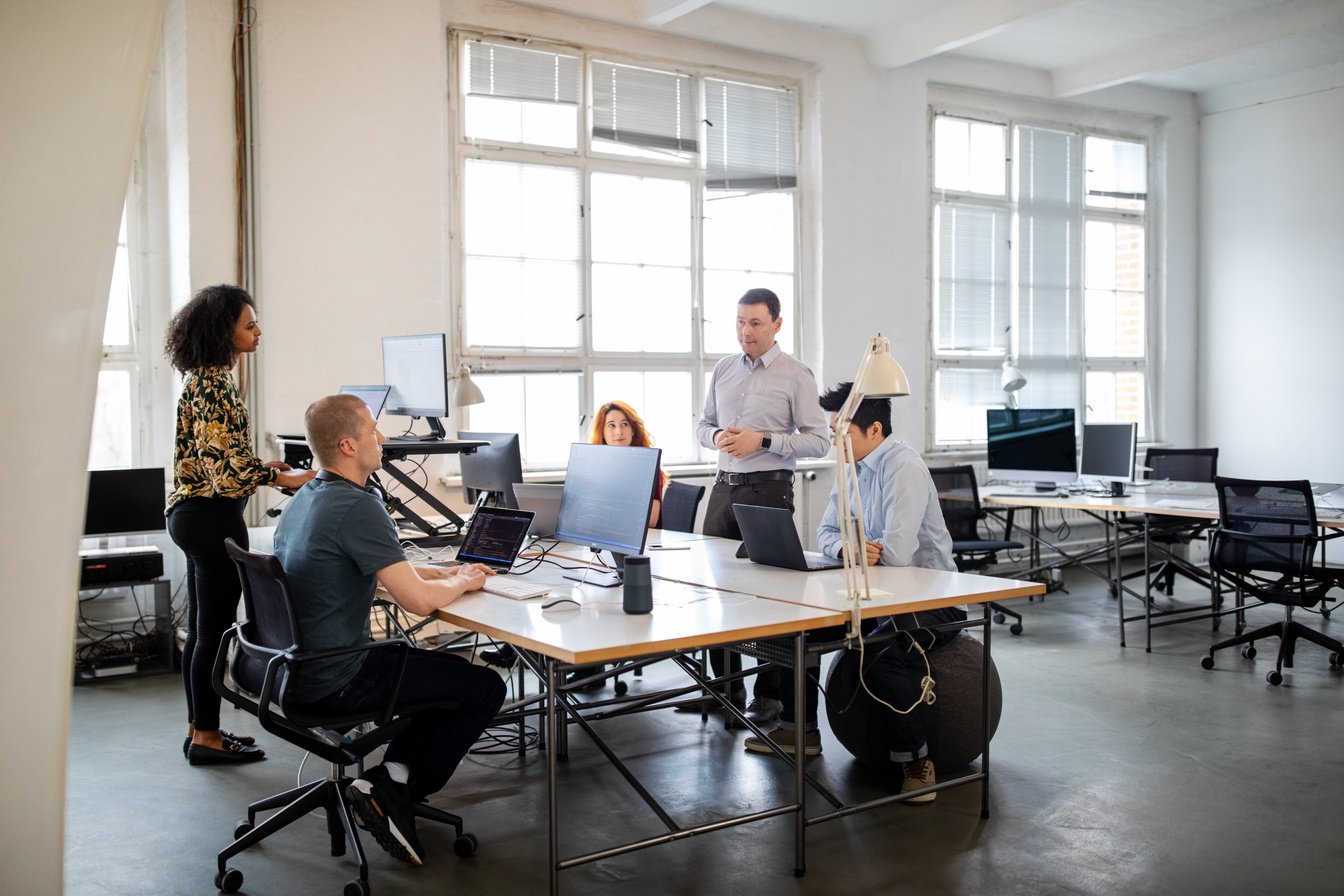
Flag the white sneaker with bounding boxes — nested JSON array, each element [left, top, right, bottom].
[[901, 758, 937, 803]]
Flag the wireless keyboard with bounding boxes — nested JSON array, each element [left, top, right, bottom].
[[481, 577, 550, 600]]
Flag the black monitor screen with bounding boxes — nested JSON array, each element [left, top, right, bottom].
[[458, 431, 524, 509], [382, 334, 449, 437], [84, 468, 167, 536], [555, 443, 661, 559], [1081, 422, 1137, 481], [986, 408, 1077, 483]]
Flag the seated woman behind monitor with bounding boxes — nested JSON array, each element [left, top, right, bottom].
[[590, 400, 665, 528]]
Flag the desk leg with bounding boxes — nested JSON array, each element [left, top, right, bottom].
[[793, 631, 806, 877], [545, 657, 560, 896], [1143, 515, 1153, 653], [1114, 515, 1126, 647], [980, 603, 992, 819]]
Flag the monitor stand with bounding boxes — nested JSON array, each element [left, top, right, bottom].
[[1108, 481, 1128, 497], [562, 549, 625, 588], [405, 416, 448, 441]]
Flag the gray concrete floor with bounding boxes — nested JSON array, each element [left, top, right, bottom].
[[66, 569, 1344, 895]]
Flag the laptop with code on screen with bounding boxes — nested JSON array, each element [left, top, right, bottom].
[[455, 505, 535, 570]]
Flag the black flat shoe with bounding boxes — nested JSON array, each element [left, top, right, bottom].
[[187, 740, 266, 765], [183, 731, 256, 759]]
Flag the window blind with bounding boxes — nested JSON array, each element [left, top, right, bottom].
[[592, 60, 696, 154], [704, 78, 797, 191], [466, 39, 580, 105]]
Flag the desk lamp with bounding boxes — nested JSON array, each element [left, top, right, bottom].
[[834, 335, 910, 638], [451, 365, 485, 409]]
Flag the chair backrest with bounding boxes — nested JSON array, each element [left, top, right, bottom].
[[928, 465, 982, 541], [1211, 477, 1318, 577], [1146, 447, 1218, 483], [224, 538, 302, 696], [661, 480, 706, 533]]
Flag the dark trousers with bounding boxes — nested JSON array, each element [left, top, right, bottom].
[[298, 648, 506, 803], [702, 478, 795, 703], [167, 497, 249, 732], [782, 627, 959, 762]]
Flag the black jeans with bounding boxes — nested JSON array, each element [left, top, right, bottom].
[[702, 478, 795, 702], [296, 648, 506, 803], [167, 496, 249, 732]]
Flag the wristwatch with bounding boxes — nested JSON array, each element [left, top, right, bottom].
[[761, 433, 773, 451]]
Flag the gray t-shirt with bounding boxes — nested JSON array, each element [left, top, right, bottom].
[[272, 476, 406, 702]]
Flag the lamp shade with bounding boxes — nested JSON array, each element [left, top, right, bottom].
[[1000, 359, 1026, 393], [452, 365, 485, 408], [855, 335, 910, 398]]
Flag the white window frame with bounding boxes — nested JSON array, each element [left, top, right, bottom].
[[929, 102, 1156, 451], [448, 30, 803, 468]]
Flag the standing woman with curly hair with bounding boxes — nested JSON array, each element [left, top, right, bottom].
[[164, 284, 316, 765]]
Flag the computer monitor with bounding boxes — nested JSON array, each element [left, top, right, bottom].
[[339, 384, 391, 419], [458, 431, 524, 509], [555, 442, 662, 587], [381, 333, 449, 440], [84, 468, 167, 537], [986, 408, 1078, 489], [1080, 422, 1137, 495]]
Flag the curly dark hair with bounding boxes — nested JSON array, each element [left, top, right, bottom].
[[164, 284, 255, 372]]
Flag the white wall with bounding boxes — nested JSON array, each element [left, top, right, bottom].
[[1200, 85, 1344, 482], [0, 2, 165, 891]]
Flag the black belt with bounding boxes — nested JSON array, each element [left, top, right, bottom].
[[715, 470, 794, 486]]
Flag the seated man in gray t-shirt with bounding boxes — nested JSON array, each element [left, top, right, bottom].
[[274, 393, 506, 867]]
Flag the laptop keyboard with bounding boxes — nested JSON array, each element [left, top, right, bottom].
[[481, 577, 550, 600]]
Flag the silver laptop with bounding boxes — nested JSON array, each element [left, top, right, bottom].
[[512, 482, 562, 538], [732, 504, 843, 571]]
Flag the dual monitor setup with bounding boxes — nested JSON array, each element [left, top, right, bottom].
[[987, 408, 1139, 496], [459, 434, 661, 588]]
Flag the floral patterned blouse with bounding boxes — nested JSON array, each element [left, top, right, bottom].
[[165, 366, 278, 512]]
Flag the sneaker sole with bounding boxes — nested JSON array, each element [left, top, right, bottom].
[[743, 738, 821, 757], [902, 790, 937, 804], [345, 779, 423, 866]]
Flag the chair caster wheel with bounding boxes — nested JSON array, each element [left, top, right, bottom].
[[1330, 652, 1342, 668], [343, 878, 369, 896], [1201, 656, 1214, 670], [215, 867, 243, 893], [1267, 670, 1283, 686], [232, 819, 253, 840], [993, 612, 1005, 625], [454, 832, 479, 857], [615, 680, 629, 696], [1241, 645, 1256, 660], [1009, 623, 1023, 636]]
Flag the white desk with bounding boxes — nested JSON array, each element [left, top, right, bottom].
[[436, 535, 1044, 894]]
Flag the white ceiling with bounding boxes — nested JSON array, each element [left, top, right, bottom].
[[634, 0, 1344, 103]]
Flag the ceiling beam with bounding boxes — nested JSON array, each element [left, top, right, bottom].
[[867, 0, 1077, 69], [637, 0, 716, 27], [1052, 0, 1344, 96]]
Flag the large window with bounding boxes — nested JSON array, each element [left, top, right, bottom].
[[453, 34, 800, 466], [89, 203, 145, 469], [931, 112, 1149, 447]]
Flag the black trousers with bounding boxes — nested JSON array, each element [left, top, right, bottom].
[[167, 496, 249, 732], [702, 478, 794, 703]]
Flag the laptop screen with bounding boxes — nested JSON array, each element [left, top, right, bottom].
[[456, 506, 535, 569], [340, 384, 392, 419]]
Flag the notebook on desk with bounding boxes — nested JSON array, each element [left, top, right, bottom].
[[733, 504, 844, 571]]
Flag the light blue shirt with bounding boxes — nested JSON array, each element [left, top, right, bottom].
[[696, 343, 830, 473], [816, 435, 956, 571]]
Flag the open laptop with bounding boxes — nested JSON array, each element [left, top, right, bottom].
[[511, 482, 562, 538], [732, 504, 844, 571], [340, 384, 392, 419], [451, 505, 551, 599]]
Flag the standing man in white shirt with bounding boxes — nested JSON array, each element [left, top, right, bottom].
[[693, 287, 830, 725]]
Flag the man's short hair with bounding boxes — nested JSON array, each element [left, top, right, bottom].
[[818, 381, 892, 438], [305, 394, 368, 467], [738, 287, 781, 321]]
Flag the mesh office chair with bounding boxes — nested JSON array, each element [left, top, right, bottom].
[[212, 539, 476, 896], [1199, 478, 1344, 686], [929, 465, 1026, 635], [1121, 448, 1219, 594]]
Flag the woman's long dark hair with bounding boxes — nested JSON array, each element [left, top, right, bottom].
[[164, 284, 255, 372]]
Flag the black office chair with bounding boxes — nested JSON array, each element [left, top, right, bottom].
[[1199, 478, 1344, 686], [929, 465, 1026, 635], [1121, 447, 1219, 595], [660, 480, 706, 534], [212, 539, 476, 896]]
